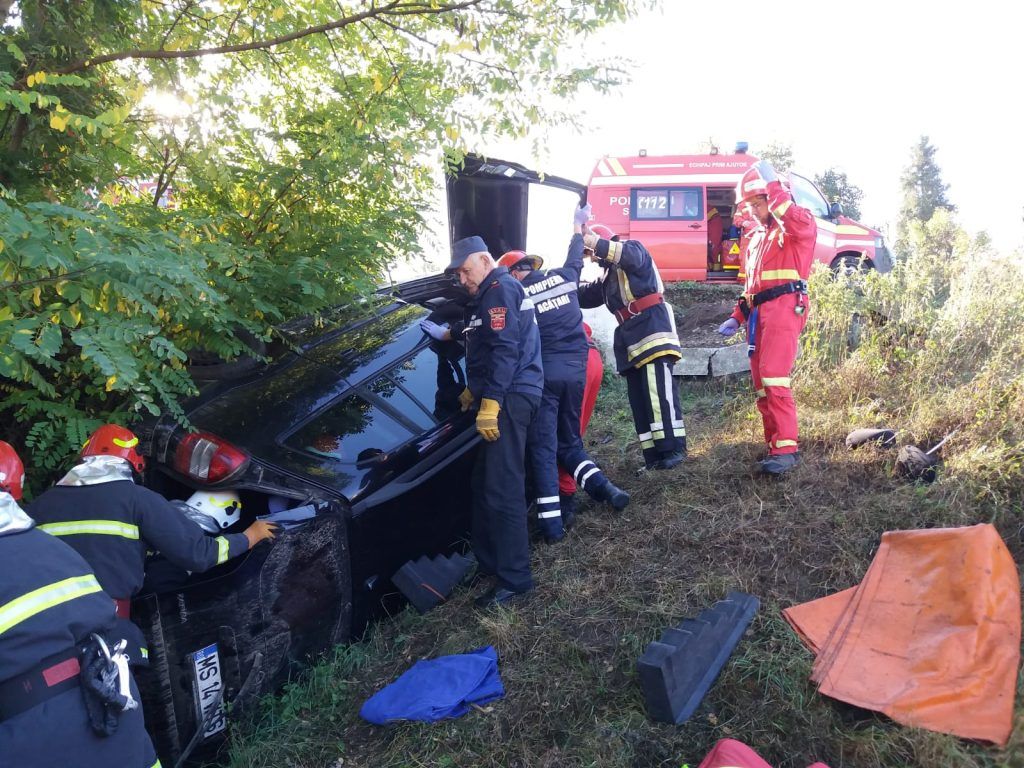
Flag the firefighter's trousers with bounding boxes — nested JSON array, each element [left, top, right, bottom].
[[471, 392, 538, 592], [528, 357, 611, 537], [749, 294, 807, 456], [558, 345, 603, 495], [624, 357, 686, 466]]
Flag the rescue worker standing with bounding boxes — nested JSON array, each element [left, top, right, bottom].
[[496, 204, 629, 544], [0, 442, 159, 768], [717, 160, 816, 475], [578, 226, 686, 470], [28, 425, 277, 663], [447, 236, 543, 608]]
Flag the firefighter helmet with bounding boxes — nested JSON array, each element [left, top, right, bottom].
[[0, 441, 25, 501], [588, 223, 617, 241], [736, 165, 770, 205], [82, 424, 145, 473], [498, 250, 542, 271], [183, 490, 243, 531]]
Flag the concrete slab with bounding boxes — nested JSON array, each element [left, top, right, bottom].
[[673, 344, 749, 378]]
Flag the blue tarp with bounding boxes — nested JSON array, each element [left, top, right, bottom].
[[359, 646, 505, 725]]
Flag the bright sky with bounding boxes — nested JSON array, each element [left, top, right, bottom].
[[410, 0, 1024, 276]]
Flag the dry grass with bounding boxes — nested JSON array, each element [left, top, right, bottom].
[[224, 253, 1024, 768]]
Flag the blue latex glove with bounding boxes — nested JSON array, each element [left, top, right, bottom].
[[717, 318, 740, 337], [573, 203, 592, 227], [420, 319, 450, 341], [753, 159, 778, 183]]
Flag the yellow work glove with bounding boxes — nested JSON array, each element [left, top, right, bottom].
[[475, 398, 501, 442], [458, 387, 475, 412]]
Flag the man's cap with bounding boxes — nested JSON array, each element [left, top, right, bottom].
[[446, 236, 489, 273]]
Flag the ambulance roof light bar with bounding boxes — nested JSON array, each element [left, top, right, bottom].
[[735, 141, 749, 154]]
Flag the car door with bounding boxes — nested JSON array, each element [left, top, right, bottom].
[[447, 154, 587, 257], [279, 337, 478, 631]]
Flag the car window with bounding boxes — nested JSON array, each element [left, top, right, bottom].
[[789, 174, 829, 219], [284, 344, 468, 463], [385, 346, 466, 425], [286, 393, 413, 463], [631, 187, 703, 221]]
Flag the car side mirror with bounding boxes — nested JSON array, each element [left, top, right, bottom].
[[829, 201, 844, 219]]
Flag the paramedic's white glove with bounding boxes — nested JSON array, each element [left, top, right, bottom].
[[718, 318, 739, 337], [753, 159, 778, 183], [420, 320, 451, 341]]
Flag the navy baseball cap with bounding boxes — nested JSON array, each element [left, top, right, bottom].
[[446, 236, 489, 273]]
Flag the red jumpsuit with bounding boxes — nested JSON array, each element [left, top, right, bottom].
[[558, 323, 603, 495], [707, 207, 724, 266], [730, 180, 816, 456]]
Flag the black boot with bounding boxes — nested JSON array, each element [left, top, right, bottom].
[[654, 450, 686, 470], [760, 452, 799, 475], [593, 481, 630, 511], [559, 493, 576, 530]]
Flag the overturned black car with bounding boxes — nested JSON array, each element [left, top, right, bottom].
[[132, 157, 587, 764]]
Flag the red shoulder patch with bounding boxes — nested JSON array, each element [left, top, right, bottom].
[[488, 306, 507, 331]]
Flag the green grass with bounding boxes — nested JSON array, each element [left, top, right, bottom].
[[223, 256, 1024, 767]]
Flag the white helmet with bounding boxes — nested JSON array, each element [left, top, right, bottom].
[[182, 490, 243, 532]]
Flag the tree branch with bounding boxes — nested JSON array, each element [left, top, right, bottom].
[[21, 0, 485, 85]]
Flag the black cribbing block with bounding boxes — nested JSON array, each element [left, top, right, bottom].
[[637, 591, 759, 725], [390, 552, 475, 614]]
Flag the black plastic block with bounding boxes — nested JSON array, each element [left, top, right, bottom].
[[391, 552, 475, 614], [637, 591, 759, 725]]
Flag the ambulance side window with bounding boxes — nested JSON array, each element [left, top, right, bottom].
[[631, 187, 703, 221], [789, 174, 829, 219]]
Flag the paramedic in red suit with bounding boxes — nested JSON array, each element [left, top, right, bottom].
[[707, 206, 724, 267], [717, 160, 816, 475]]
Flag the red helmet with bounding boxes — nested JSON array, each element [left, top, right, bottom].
[[588, 223, 617, 241], [82, 424, 145, 473], [497, 250, 542, 271], [0, 441, 25, 501], [736, 165, 770, 205]]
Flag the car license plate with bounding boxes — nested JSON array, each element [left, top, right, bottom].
[[190, 643, 227, 739]]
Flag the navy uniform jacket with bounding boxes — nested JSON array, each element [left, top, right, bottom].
[[0, 527, 114, 682], [0, 526, 159, 768], [520, 234, 588, 366], [578, 237, 681, 374], [463, 266, 544, 403], [30, 480, 248, 600]]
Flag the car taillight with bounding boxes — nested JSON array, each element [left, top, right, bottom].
[[173, 431, 249, 484]]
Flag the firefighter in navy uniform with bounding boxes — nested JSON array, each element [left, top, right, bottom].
[[28, 424, 277, 666], [0, 441, 159, 768], [578, 225, 686, 470], [446, 235, 543, 608], [496, 204, 630, 543]]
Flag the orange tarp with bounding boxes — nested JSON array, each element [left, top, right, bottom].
[[783, 524, 1020, 745]]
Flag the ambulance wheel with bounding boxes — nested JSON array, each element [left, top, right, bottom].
[[830, 253, 872, 278]]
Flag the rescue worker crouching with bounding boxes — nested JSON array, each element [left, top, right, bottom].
[[28, 425, 278, 666], [578, 225, 687, 470], [0, 441, 160, 768], [446, 236, 543, 608], [497, 203, 629, 545], [717, 160, 816, 475]]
